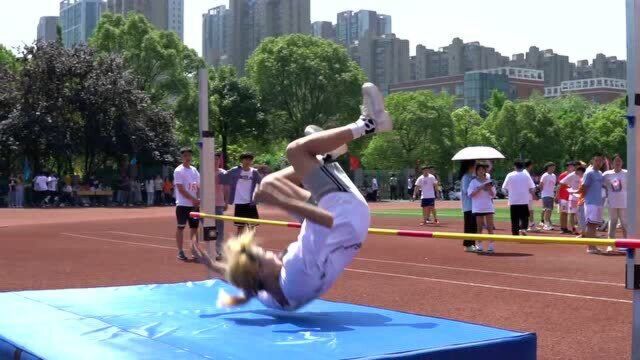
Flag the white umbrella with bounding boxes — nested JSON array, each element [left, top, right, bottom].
[[451, 146, 505, 161]]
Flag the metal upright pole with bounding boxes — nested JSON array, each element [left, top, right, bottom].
[[625, 1, 640, 358], [198, 68, 217, 274]]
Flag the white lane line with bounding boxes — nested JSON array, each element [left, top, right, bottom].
[[62, 232, 630, 303], [108, 231, 174, 241], [345, 268, 631, 304], [353, 257, 623, 287], [62, 233, 175, 250], [107, 231, 622, 286]]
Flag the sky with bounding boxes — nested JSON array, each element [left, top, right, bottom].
[[0, 0, 628, 62]]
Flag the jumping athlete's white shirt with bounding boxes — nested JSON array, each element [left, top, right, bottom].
[[173, 164, 200, 207], [257, 192, 370, 311], [34, 176, 48, 191], [234, 169, 254, 205], [415, 174, 437, 199]]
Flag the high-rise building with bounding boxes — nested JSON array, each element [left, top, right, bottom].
[[592, 53, 626, 79], [442, 37, 509, 76], [353, 33, 409, 94], [336, 11, 353, 46], [311, 21, 335, 41], [37, 16, 60, 43], [377, 14, 391, 36], [59, 0, 105, 48], [336, 9, 392, 47], [168, 0, 184, 41], [203, 5, 231, 66], [229, 0, 310, 74], [542, 49, 573, 87], [510, 46, 573, 86], [106, 0, 184, 40], [412, 44, 448, 80]]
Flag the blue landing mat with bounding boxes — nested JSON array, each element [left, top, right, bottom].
[[0, 280, 535, 360]]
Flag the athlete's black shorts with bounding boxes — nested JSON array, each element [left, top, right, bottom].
[[176, 206, 199, 229]]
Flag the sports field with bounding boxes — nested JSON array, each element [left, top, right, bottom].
[[0, 201, 631, 359]]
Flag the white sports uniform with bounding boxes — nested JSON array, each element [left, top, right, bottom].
[[257, 162, 371, 311]]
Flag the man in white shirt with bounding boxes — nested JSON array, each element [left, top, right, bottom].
[[371, 177, 379, 201], [539, 162, 557, 231], [174, 147, 201, 261], [603, 154, 627, 252], [33, 172, 49, 207], [222, 153, 263, 235], [413, 166, 439, 225], [502, 160, 536, 236]]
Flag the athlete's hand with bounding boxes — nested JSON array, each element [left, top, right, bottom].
[[253, 181, 283, 206]]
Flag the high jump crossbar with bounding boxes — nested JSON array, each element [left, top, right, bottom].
[[189, 212, 640, 249]]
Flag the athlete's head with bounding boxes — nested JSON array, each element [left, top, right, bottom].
[[612, 154, 623, 170], [221, 230, 281, 307]]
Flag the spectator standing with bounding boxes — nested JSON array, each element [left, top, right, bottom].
[[560, 164, 585, 234], [413, 166, 439, 225], [61, 183, 74, 206], [15, 175, 24, 208], [131, 178, 142, 205], [407, 176, 415, 201], [502, 160, 536, 236], [389, 174, 398, 200], [223, 152, 263, 235], [154, 175, 163, 205], [582, 154, 605, 254], [460, 160, 477, 252], [33, 172, 48, 207], [174, 147, 200, 261], [163, 177, 174, 205], [603, 154, 628, 253], [468, 164, 497, 253], [47, 173, 59, 206], [523, 160, 539, 232], [214, 152, 229, 260], [539, 162, 557, 231], [145, 178, 155, 206], [557, 162, 576, 234], [371, 177, 379, 202], [8, 174, 17, 207]]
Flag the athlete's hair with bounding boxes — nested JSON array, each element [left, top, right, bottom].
[[220, 230, 264, 307]]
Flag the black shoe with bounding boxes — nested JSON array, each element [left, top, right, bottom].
[[215, 253, 224, 262], [177, 251, 188, 261], [561, 228, 573, 234]]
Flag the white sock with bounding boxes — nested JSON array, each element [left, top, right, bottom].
[[348, 117, 376, 139]]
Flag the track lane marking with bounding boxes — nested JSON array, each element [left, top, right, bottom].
[[62, 232, 631, 304]]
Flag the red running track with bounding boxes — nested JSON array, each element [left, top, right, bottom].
[[0, 202, 632, 360]]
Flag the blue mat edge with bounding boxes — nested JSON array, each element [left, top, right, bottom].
[[0, 280, 537, 360]]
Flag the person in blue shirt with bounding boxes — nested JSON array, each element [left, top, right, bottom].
[[459, 160, 477, 252], [582, 153, 605, 253]]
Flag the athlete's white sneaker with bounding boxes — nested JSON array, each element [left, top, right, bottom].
[[304, 125, 348, 160], [361, 83, 392, 133]]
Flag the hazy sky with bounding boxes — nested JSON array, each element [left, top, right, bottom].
[[0, 0, 627, 62]]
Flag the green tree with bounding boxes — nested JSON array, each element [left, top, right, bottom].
[[1, 42, 176, 175], [247, 34, 365, 139], [90, 13, 203, 103], [451, 106, 487, 149], [362, 91, 456, 173], [583, 104, 627, 160], [0, 45, 19, 73], [209, 66, 264, 163]]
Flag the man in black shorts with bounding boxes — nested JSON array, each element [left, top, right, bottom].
[[174, 147, 201, 261], [223, 153, 262, 235]]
